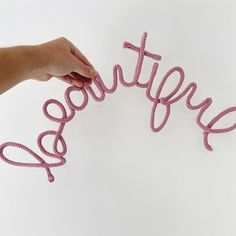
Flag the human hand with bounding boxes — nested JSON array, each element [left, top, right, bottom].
[[32, 37, 99, 88]]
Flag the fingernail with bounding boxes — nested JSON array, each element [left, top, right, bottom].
[[73, 80, 84, 87], [90, 68, 99, 78]]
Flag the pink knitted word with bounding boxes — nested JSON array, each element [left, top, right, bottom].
[[0, 32, 235, 183]]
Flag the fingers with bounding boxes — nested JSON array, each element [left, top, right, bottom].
[[70, 72, 92, 84], [55, 72, 92, 88], [56, 75, 84, 88], [69, 42, 99, 80], [70, 55, 98, 79]]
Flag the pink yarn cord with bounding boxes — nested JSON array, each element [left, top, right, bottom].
[[0, 32, 235, 183]]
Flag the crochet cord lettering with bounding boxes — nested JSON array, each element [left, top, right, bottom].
[[0, 32, 235, 182]]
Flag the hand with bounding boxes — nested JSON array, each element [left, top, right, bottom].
[[33, 37, 99, 88]]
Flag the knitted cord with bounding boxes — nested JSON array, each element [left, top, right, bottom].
[[0, 32, 235, 183]]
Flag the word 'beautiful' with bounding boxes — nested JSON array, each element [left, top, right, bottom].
[[0, 32, 235, 182]]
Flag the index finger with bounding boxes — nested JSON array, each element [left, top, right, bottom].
[[69, 42, 96, 70]]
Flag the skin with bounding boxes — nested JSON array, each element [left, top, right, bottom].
[[0, 37, 99, 95]]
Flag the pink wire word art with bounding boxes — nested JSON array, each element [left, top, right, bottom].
[[0, 32, 235, 183]]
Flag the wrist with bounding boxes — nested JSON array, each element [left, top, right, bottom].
[[19, 45, 48, 81]]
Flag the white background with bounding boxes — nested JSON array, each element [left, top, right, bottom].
[[0, 0, 236, 235]]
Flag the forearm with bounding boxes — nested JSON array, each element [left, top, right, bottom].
[[0, 45, 44, 95], [0, 37, 98, 95]]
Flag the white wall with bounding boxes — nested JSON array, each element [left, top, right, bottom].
[[0, 0, 236, 235]]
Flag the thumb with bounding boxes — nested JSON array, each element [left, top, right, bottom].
[[70, 55, 98, 79]]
